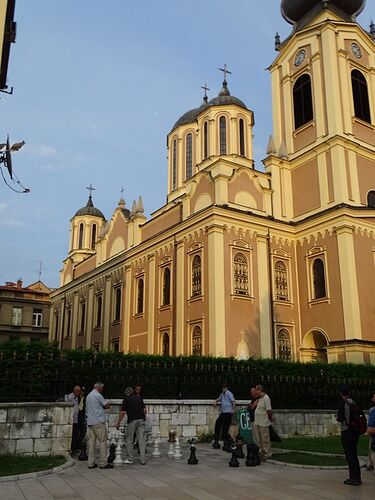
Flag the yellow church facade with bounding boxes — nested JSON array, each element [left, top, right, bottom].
[[50, 0, 375, 364]]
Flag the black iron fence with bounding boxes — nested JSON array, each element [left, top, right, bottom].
[[0, 344, 374, 409]]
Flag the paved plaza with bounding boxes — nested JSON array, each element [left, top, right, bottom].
[[1, 444, 375, 500]]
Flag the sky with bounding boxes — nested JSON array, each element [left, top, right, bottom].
[[0, 0, 373, 288]]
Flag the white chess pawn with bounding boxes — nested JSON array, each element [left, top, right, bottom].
[[167, 441, 174, 458], [113, 430, 123, 466], [173, 436, 182, 460], [151, 432, 161, 458]]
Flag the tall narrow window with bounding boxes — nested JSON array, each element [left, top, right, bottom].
[[172, 139, 177, 190], [192, 326, 202, 356], [219, 116, 227, 154], [162, 332, 170, 355], [239, 118, 245, 156], [162, 267, 171, 306], [275, 260, 289, 301], [113, 342, 119, 353], [114, 287, 121, 322], [352, 69, 371, 123], [278, 329, 292, 361], [368, 190, 375, 208], [312, 258, 326, 299], [192, 255, 202, 297], [12, 307, 22, 326], [96, 295, 102, 328], [32, 309, 43, 327], [78, 223, 84, 249], [54, 313, 59, 340], [233, 252, 249, 295], [137, 278, 144, 314], [185, 133, 193, 179], [293, 74, 313, 129], [80, 302, 86, 332], [203, 121, 209, 159], [66, 308, 71, 337], [91, 224, 97, 249]]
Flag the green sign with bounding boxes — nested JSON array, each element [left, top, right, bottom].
[[237, 408, 253, 444]]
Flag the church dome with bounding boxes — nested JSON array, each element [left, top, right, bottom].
[[172, 102, 208, 132], [208, 80, 247, 110], [281, 0, 366, 25], [74, 195, 105, 219]]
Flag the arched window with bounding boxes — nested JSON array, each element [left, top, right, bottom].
[[96, 295, 102, 328], [80, 302, 86, 332], [239, 118, 245, 156], [113, 342, 119, 353], [78, 223, 84, 249], [275, 260, 289, 301], [293, 74, 313, 129], [91, 224, 97, 249], [203, 121, 209, 159], [368, 190, 375, 208], [233, 252, 249, 295], [352, 69, 371, 123], [162, 267, 171, 306], [162, 332, 170, 355], [192, 326, 202, 356], [137, 278, 144, 314], [192, 255, 202, 297], [114, 287, 121, 322], [313, 258, 326, 299], [219, 116, 227, 154], [172, 138, 177, 190], [278, 329, 292, 361], [185, 133, 193, 179]]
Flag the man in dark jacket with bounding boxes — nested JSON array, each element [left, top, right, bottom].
[[337, 384, 361, 486], [116, 386, 147, 465]]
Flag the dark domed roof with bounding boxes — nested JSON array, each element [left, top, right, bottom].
[[170, 81, 247, 133], [281, 0, 366, 25], [172, 102, 208, 131], [74, 195, 105, 219]]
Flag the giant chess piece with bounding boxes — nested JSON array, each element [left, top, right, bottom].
[[113, 430, 124, 466], [245, 443, 261, 467], [187, 441, 198, 465], [235, 438, 245, 459], [212, 435, 221, 449], [107, 443, 116, 464], [78, 439, 88, 461], [167, 441, 174, 458], [173, 437, 182, 460], [229, 445, 240, 467], [151, 432, 161, 458]]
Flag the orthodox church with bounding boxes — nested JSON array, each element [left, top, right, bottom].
[[50, 0, 375, 364]]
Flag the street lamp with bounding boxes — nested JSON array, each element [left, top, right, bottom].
[[0, 135, 29, 193]]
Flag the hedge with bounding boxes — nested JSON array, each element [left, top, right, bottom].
[[0, 341, 374, 410]]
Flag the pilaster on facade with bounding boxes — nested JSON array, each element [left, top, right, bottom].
[[175, 240, 185, 355], [102, 276, 112, 350], [256, 232, 273, 358], [147, 255, 156, 353], [335, 224, 362, 340], [85, 286, 94, 349], [123, 266, 132, 352]]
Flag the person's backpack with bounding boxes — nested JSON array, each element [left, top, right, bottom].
[[346, 401, 367, 435]]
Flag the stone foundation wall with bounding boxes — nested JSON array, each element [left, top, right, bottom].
[[108, 400, 342, 439], [0, 402, 73, 456]]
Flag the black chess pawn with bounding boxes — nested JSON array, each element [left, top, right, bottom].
[[229, 446, 240, 467], [222, 437, 233, 453], [245, 443, 260, 467], [107, 443, 116, 464], [187, 443, 198, 465], [78, 441, 88, 461]]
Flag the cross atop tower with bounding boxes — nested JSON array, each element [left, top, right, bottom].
[[201, 83, 210, 103], [86, 184, 95, 198], [219, 64, 232, 82], [120, 186, 125, 197]]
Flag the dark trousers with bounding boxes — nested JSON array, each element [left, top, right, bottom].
[[214, 412, 232, 441], [71, 423, 79, 452], [341, 429, 361, 481]]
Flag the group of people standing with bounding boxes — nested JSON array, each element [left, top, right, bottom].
[[213, 383, 273, 460]]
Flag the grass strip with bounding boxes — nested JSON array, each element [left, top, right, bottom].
[[272, 435, 369, 455], [0, 455, 66, 477], [272, 452, 347, 467]]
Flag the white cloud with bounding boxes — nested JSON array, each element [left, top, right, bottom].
[[26, 144, 58, 157]]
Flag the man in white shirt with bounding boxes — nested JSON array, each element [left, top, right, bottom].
[[85, 382, 113, 469], [252, 384, 273, 460]]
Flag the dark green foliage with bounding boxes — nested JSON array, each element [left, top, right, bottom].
[[0, 455, 65, 477], [0, 341, 374, 409]]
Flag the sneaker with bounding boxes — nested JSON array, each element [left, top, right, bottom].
[[343, 479, 361, 486], [140, 460, 146, 465], [88, 464, 97, 469], [123, 459, 134, 464], [99, 464, 114, 469]]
